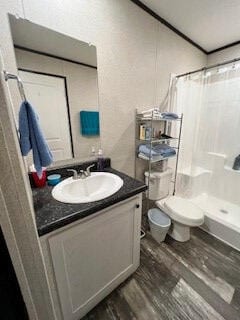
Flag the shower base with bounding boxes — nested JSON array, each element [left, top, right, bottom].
[[190, 193, 240, 251]]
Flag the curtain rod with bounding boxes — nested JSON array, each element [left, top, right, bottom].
[[176, 56, 240, 78]]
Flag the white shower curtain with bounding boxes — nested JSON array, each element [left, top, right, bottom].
[[171, 64, 240, 204]]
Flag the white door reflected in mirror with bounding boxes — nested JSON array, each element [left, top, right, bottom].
[[19, 71, 73, 161]]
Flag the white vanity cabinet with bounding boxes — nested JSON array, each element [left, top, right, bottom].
[[42, 194, 142, 320]]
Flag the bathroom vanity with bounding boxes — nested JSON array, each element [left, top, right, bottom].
[[32, 163, 146, 320]]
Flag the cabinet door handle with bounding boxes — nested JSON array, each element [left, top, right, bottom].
[[136, 204, 140, 208]]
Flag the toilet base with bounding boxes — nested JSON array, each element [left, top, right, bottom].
[[168, 221, 190, 242]]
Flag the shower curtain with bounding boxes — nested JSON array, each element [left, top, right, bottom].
[[170, 63, 240, 205]]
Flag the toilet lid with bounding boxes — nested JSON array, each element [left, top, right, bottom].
[[164, 196, 204, 226]]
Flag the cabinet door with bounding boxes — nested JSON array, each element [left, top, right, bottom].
[[48, 196, 141, 320]]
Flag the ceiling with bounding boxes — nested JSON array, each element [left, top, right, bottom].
[[139, 0, 240, 53], [9, 15, 97, 67]]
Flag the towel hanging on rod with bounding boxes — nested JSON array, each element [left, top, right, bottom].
[[3, 70, 27, 101], [3, 69, 53, 176]]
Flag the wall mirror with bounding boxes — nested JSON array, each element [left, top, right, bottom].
[[9, 15, 100, 167]]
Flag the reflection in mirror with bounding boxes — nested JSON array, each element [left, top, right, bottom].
[[9, 15, 100, 167]]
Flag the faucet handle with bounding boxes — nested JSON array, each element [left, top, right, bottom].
[[67, 169, 78, 179], [86, 164, 95, 176]]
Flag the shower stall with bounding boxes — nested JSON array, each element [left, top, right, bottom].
[[171, 60, 240, 251]]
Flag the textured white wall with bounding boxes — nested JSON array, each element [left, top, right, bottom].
[[15, 0, 206, 176], [155, 22, 206, 105], [207, 44, 240, 66], [15, 48, 100, 160]]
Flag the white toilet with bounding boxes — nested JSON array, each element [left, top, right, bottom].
[[156, 196, 204, 242]]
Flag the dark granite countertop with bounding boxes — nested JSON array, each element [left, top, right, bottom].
[[32, 167, 147, 236]]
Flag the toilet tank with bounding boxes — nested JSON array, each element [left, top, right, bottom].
[[145, 168, 173, 200]]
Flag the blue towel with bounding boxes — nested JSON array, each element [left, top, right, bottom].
[[162, 150, 176, 158], [19, 101, 53, 177], [139, 143, 176, 157], [80, 111, 100, 136], [161, 112, 179, 119]]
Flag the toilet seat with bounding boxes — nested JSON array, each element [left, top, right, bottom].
[[163, 196, 204, 226]]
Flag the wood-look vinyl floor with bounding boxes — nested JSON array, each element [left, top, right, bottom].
[[83, 228, 240, 320]]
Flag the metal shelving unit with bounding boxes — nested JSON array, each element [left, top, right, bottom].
[[135, 109, 183, 207]]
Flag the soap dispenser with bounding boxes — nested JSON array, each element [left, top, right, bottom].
[[233, 154, 240, 170], [97, 149, 104, 171], [90, 146, 96, 159]]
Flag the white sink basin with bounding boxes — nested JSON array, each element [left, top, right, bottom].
[[52, 172, 123, 204]]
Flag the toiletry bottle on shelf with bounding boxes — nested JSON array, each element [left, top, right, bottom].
[[90, 146, 96, 159], [139, 124, 146, 140], [152, 127, 155, 138], [97, 149, 104, 171], [145, 127, 152, 140]]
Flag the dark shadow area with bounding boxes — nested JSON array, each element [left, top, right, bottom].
[[0, 227, 28, 320]]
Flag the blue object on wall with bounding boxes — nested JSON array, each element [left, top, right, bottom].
[[80, 111, 100, 136]]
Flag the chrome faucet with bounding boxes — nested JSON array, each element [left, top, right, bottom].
[[67, 164, 95, 180], [67, 169, 79, 180], [86, 164, 95, 176], [79, 169, 88, 179]]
